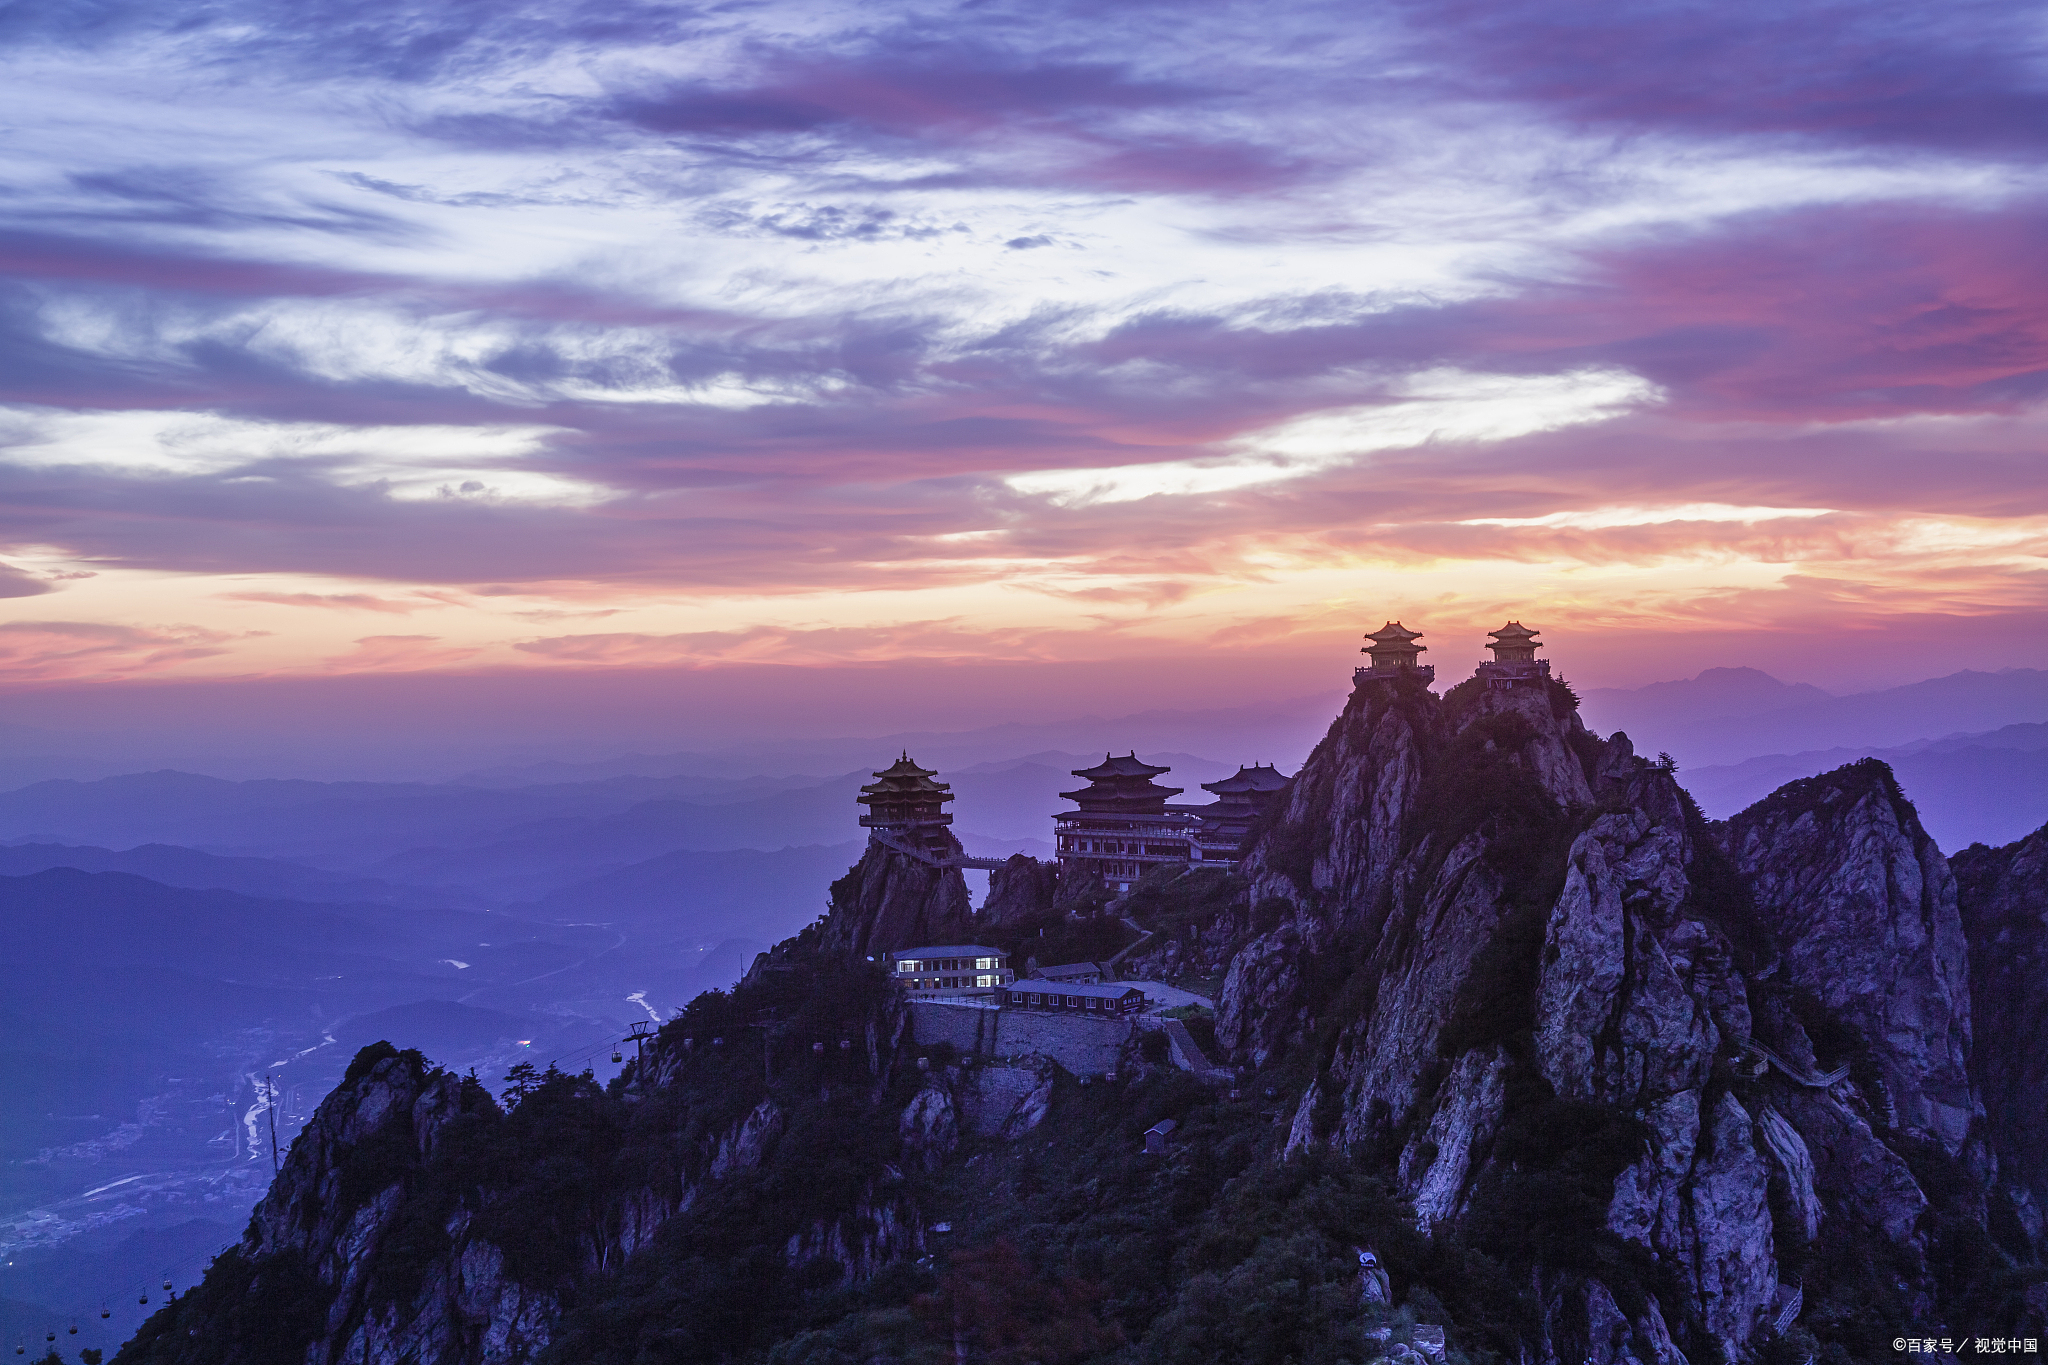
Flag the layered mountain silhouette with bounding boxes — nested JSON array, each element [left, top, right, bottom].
[[117, 670, 2047, 1365]]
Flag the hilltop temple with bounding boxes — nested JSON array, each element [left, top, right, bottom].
[[850, 619, 1551, 900], [1191, 763, 1290, 862], [1356, 621, 1434, 685], [856, 753, 959, 862], [1475, 621, 1551, 691], [1052, 754, 1198, 894]]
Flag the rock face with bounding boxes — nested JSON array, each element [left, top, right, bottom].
[[818, 831, 977, 958], [114, 1048, 568, 1365], [1723, 760, 1977, 1157], [1222, 670, 2018, 1365], [118, 980, 920, 1365], [1952, 821, 2048, 1257], [980, 852, 1061, 928], [122, 672, 2047, 1365], [236, 1052, 558, 1364]]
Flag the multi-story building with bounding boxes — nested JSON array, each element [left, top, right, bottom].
[[857, 753, 958, 862], [888, 945, 1015, 1000], [1052, 753, 1202, 894], [1191, 763, 1291, 861], [1355, 620, 1435, 687], [1474, 621, 1551, 691]]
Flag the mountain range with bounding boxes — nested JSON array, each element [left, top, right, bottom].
[[102, 663, 2048, 1365]]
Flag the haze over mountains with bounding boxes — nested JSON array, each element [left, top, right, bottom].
[[1577, 665, 2048, 847], [0, 660, 2043, 1344]]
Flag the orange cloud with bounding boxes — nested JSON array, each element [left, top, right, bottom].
[[0, 620, 236, 683], [223, 591, 429, 613], [322, 635, 484, 671]]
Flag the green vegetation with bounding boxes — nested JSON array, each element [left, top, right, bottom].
[[987, 903, 1138, 969]]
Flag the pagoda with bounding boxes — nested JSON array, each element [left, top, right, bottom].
[[1474, 620, 1552, 691], [858, 753, 955, 829], [1053, 753, 1201, 895], [1192, 763, 1291, 862], [1355, 621, 1435, 686]]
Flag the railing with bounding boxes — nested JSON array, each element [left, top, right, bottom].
[[866, 827, 952, 868], [1355, 664, 1435, 684], [1742, 1040, 1850, 1088], [1771, 1285, 1803, 1334]]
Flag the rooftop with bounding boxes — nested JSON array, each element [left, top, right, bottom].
[[890, 945, 1005, 960], [1201, 763, 1291, 796], [1487, 621, 1541, 646], [1070, 752, 1173, 780], [1009, 980, 1145, 999], [1363, 620, 1424, 647]]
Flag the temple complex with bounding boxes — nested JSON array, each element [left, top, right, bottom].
[[1192, 763, 1290, 861], [1355, 621, 1434, 686], [1474, 621, 1551, 691], [1052, 754, 1201, 894], [857, 753, 958, 860], [846, 618, 1558, 911]]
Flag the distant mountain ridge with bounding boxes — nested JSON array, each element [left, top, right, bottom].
[[1682, 721, 2048, 848], [0, 841, 488, 909], [1582, 666, 2048, 768]]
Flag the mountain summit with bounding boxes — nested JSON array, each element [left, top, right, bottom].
[[116, 671, 2045, 1365]]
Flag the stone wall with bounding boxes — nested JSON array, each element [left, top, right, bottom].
[[907, 1001, 1133, 1076]]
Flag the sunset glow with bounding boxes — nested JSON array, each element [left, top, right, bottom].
[[2, 0, 2044, 709]]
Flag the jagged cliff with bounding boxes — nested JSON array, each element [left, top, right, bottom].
[[1952, 826, 2048, 1260], [1220, 674, 2039, 1364], [116, 678, 2047, 1365], [818, 829, 976, 958]]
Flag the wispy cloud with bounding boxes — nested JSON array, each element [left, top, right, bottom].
[[0, 0, 2041, 693]]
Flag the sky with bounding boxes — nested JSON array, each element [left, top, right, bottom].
[[1, 0, 2045, 745]]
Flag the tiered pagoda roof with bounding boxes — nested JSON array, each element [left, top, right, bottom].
[[1194, 762, 1292, 859], [1060, 753, 1184, 815], [1485, 621, 1542, 663], [1200, 763, 1291, 802], [858, 753, 954, 828], [1361, 621, 1428, 672]]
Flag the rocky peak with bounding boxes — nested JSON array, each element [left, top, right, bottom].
[[1952, 821, 2048, 1257], [1220, 661, 2023, 1364], [245, 1044, 476, 1270], [817, 830, 976, 959], [1720, 758, 1977, 1156], [1222, 671, 1615, 1064], [979, 851, 1061, 928]]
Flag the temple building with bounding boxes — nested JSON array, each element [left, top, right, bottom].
[[1053, 754, 1201, 894], [1191, 763, 1291, 861], [1356, 621, 1435, 686], [857, 753, 957, 859], [1474, 621, 1551, 691]]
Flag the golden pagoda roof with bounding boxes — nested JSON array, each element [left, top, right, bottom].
[[1364, 620, 1424, 646], [859, 752, 952, 800], [1487, 621, 1542, 645]]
